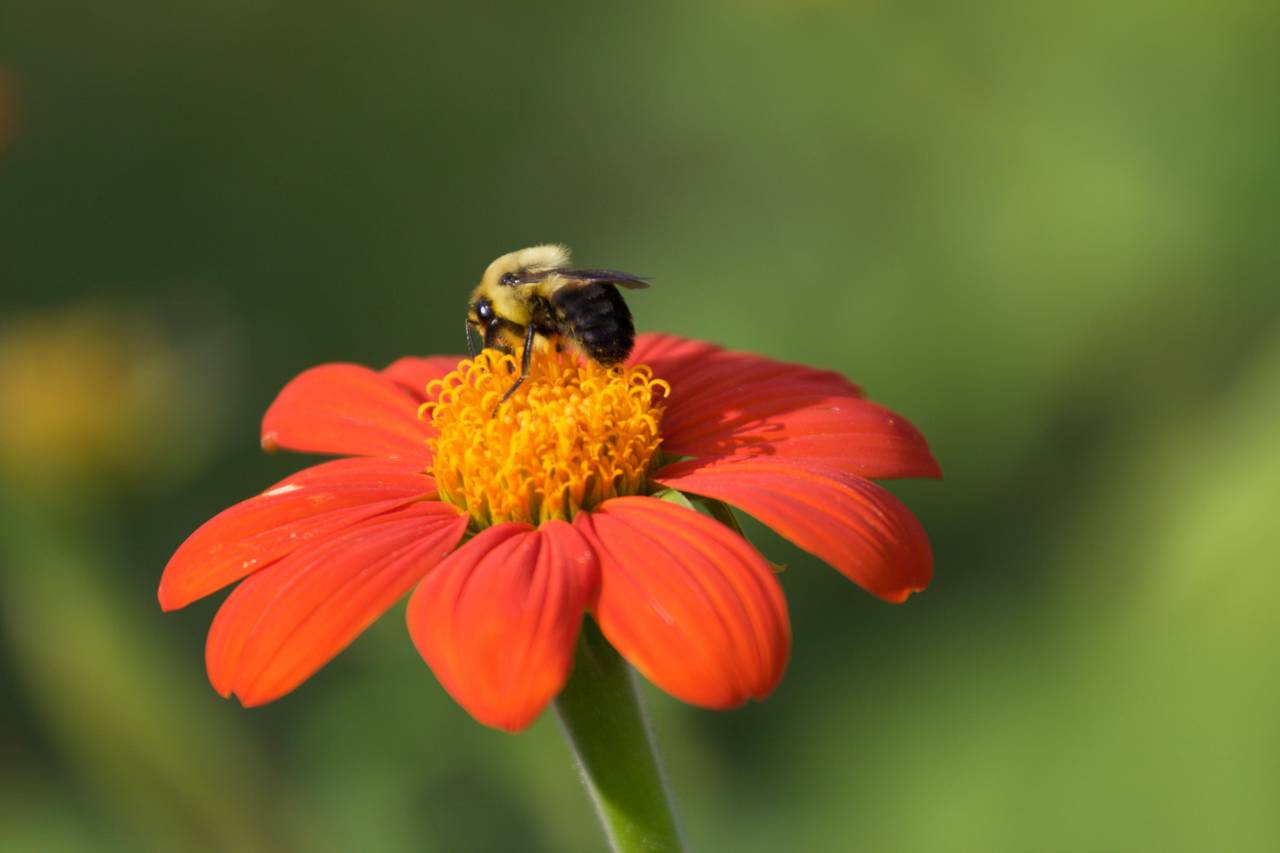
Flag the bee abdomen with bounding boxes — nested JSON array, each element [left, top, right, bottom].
[[552, 283, 636, 365]]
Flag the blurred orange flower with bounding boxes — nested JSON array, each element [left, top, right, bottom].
[[160, 333, 938, 732], [0, 307, 228, 490]]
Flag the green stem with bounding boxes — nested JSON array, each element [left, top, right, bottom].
[[555, 619, 684, 852]]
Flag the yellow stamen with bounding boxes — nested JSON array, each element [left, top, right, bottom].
[[421, 350, 669, 528]]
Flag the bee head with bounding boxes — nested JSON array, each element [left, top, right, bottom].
[[467, 296, 495, 327]]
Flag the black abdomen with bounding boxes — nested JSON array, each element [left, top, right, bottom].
[[551, 283, 635, 364]]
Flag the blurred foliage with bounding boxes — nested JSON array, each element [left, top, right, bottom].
[[1, 1, 1277, 850]]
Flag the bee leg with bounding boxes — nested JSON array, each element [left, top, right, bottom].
[[495, 325, 537, 410], [483, 322, 502, 351], [465, 321, 480, 358]]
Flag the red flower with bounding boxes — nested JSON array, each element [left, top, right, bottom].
[[160, 333, 939, 732]]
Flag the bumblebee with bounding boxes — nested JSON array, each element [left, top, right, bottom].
[[466, 244, 649, 404]]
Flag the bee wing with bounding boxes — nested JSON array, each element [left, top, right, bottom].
[[503, 268, 651, 289], [503, 270, 553, 285], [556, 268, 651, 290]]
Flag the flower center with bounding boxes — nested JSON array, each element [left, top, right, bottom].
[[422, 350, 669, 528]]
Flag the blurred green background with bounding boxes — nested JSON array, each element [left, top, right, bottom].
[[2, 1, 1278, 850]]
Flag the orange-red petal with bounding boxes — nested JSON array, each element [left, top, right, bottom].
[[629, 332, 862, 403], [260, 363, 433, 460], [630, 333, 939, 480], [406, 521, 599, 732], [655, 458, 933, 603], [206, 501, 467, 706], [574, 496, 790, 709], [382, 355, 465, 402], [159, 457, 435, 610], [670, 397, 940, 480]]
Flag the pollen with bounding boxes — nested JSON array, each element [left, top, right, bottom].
[[421, 350, 669, 528]]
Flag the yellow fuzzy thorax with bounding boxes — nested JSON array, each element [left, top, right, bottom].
[[421, 350, 669, 528]]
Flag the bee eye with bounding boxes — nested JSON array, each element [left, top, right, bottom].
[[475, 300, 494, 322]]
